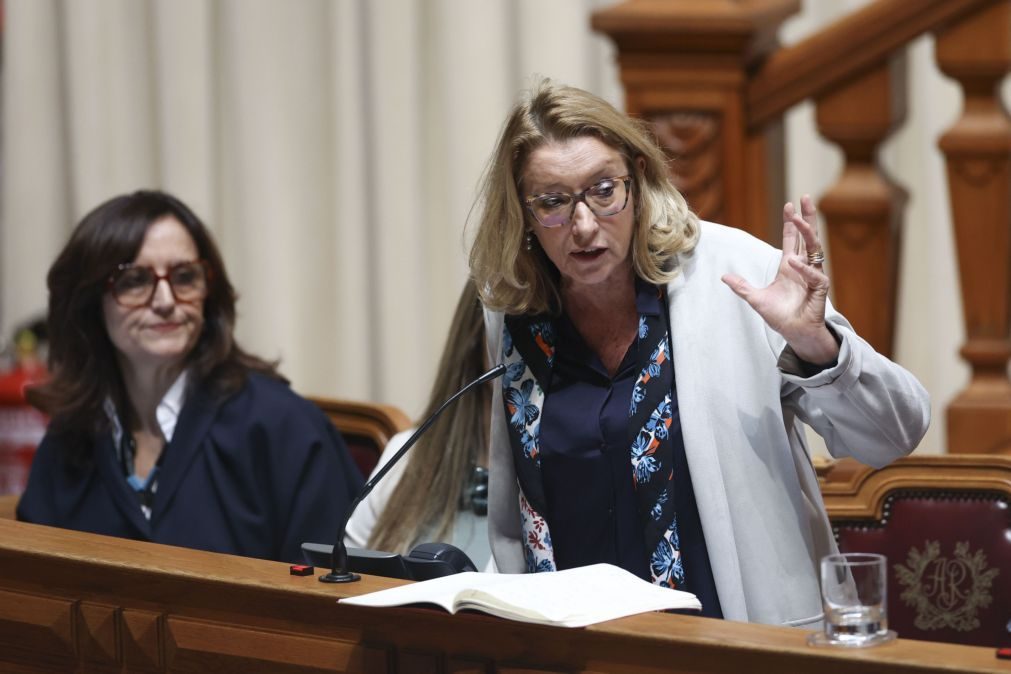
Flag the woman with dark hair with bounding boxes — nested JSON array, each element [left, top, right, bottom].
[[17, 190, 363, 563]]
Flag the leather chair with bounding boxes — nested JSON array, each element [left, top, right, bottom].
[[307, 396, 411, 478], [819, 455, 1011, 647]]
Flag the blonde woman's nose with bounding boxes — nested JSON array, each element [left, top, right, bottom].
[[570, 201, 598, 236]]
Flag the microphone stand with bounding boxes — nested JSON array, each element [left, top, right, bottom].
[[320, 363, 507, 583]]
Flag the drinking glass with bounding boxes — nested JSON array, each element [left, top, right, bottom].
[[807, 552, 897, 647]]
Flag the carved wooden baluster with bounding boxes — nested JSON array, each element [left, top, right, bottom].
[[650, 113, 726, 224], [935, 0, 1011, 455], [815, 57, 908, 358], [592, 0, 799, 242]]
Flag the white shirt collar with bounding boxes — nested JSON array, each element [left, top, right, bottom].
[[156, 370, 188, 443]]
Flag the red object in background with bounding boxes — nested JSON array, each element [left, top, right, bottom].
[[0, 363, 48, 496]]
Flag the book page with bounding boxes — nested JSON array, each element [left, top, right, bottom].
[[341, 563, 700, 628], [340, 571, 517, 613], [457, 564, 700, 627]]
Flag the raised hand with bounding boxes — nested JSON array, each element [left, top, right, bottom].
[[721, 195, 839, 365]]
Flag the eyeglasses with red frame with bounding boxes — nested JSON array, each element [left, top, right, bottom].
[[106, 260, 211, 308]]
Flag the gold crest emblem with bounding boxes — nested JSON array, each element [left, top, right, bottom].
[[894, 541, 999, 632]]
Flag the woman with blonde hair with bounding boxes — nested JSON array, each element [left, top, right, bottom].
[[345, 280, 493, 569], [471, 79, 929, 624]]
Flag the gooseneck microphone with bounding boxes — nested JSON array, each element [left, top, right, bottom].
[[319, 363, 507, 583]]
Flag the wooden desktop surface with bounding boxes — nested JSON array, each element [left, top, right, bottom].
[[0, 518, 1006, 673]]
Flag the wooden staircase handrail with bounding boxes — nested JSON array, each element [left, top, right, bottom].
[[747, 0, 993, 128]]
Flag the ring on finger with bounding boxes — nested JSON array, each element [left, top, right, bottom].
[[807, 249, 825, 265]]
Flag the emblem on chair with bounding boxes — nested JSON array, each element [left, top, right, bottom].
[[894, 541, 999, 632]]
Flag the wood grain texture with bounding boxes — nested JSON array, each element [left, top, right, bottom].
[[747, 0, 996, 126], [936, 1, 1011, 456], [819, 454, 1011, 519], [592, 0, 792, 239], [815, 58, 907, 357], [0, 518, 1007, 673]]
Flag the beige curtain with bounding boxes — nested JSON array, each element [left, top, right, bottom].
[[1, 0, 621, 419], [1, 0, 974, 454]]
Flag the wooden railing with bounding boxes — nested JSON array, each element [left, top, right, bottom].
[[0, 518, 1004, 673], [592, 0, 1011, 456]]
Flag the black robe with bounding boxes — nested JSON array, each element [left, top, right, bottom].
[[16, 373, 363, 563]]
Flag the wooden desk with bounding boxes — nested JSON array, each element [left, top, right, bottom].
[[0, 519, 1006, 673]]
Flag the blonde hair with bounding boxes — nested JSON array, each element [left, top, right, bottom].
[[469, 79, 700, 315], [368, 280, 490, 553]]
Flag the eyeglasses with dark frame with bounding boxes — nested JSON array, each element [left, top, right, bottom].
[[106, 260, 211, 308], [523, 175, 632, 228]]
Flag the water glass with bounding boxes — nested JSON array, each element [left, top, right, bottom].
[[808, 552, 897, 647]]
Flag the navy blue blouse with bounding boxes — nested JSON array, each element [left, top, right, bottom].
[[539, 281, 724, 618]]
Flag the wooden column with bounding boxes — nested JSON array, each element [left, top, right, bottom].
[[592, 0, 799, 242], [935, 0, 1011, 455], [815, 57, 908, 357]]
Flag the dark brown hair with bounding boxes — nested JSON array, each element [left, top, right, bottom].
[[27, 190, 281, 462]]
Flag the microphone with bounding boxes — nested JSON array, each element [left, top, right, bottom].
[[319, 362, 507, 583]]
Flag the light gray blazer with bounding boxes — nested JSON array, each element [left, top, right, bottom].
[[485, 221, 930, 626]]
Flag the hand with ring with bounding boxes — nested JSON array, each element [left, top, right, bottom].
[[721, 194, 839, 365]]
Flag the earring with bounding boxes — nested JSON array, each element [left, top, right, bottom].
[[525, 232, 534, 251]]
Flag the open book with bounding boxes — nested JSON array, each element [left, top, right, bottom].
[[340, 563, 701, 627]]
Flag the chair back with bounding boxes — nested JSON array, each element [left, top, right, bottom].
[[0, 493, 17, 520], [820, 455, 1011, 647], [307, 396, 411, 478]]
